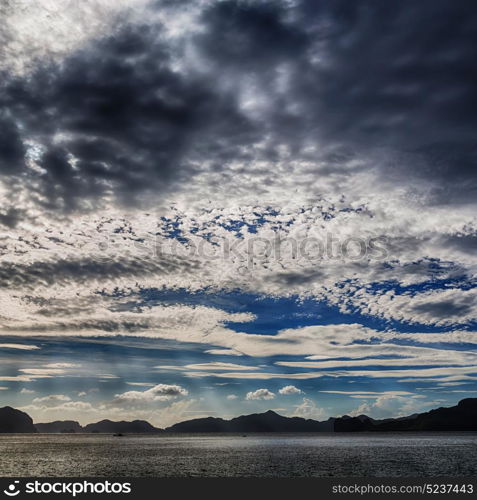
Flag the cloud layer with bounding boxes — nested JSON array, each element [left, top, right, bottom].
[[0, 0, 476, 424]]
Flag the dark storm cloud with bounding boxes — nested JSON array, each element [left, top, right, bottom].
[[1, 0, 476, 213], [0, 22, 257, 213], [0, 113, 25, 174], [196, 0, 477, 202], [196, 1, 309, 70], [410, 299, 475, 320], [268, 270, 324, 287]]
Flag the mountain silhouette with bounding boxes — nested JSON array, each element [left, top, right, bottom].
[[166, 410, 335, 432], [35, 420, 83, 433], [83, 419, 161, 433], [334, 398, 477, 431], [1, 399, 476, 433], [0, 406, 37, 433]]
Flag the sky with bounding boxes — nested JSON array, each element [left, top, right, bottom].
[[0, 0, 476, 428]]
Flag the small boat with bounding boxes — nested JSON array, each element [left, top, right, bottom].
[[113, 433, 124, 437]]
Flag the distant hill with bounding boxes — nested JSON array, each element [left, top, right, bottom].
[[166, 410, 335, 433], [35, 420, 83, 433], [83, 419, 161, 433], [1, 398, 476, 433], [0, 406, 37, 433], [334, 398, 477, 432], [168, 399, 477, 433], [167, 416, 229, 433]]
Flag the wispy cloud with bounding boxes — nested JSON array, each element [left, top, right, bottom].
[[0, 344, 40, 351]]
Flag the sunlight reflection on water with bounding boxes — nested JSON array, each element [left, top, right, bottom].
[[0, 433, 476, 477]]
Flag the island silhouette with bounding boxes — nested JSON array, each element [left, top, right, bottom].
[[1, 398, 476, 434]]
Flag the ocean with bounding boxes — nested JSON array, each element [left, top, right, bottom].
[[0, 433, 476, 477]]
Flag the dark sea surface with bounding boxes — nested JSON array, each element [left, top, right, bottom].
[[0, 433, 476, 477]]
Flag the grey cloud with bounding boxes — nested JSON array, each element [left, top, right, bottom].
[[0, 207, 25, 228], [0, 21, 257, 214], [268, 270, 324, 287], [197, 0, 477, 203], [410, 300, 474, 320], [0, 113, 25, 174], [4, 318, 154, 334], [0, 254, 199, 290], [443, 234, 477, 255], [1, 0, 476, 216]]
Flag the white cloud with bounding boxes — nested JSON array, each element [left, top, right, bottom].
[[0, 344, 40, 350], [21, 393, 197, 428], [20, 368, 69, 376], [180, 362, 259, 371], [11, 362, 82, 380], [276, 347, 477, 369], [20, 400, 98, 423], [0, 375, 38, 382], [20, 388, 35, 394], [226, 394, 238, 400], [113, 384, 188, 404], [349, 395, 436, 419], [154, 399, 197, 428], [0, 205, 476, 347], [291, 398, 325, 420], [44, 363, 81, 369], [1, 0, 152, 76], [347, 288, 477, 326], [320, 390, 416, 398], [245, 389, 275, 400], [32, 394, 71, 405], [278, 385, 303, 395]]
